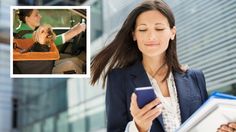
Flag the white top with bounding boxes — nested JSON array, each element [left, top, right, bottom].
[[125, 72, 181, 132]]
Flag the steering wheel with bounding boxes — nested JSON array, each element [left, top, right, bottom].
[[71, 30, 85, 55], [59, 18, 86, 55], [71, 19, 86, 55]]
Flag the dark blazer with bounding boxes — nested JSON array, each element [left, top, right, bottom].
[[106, 61, 208, 132]]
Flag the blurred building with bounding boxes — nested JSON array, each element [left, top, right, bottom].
[[0, 0, 15, 132], [0, 0, 16, 44], [166, 0, 236, 94], [0, 0, 235, 132], [13, 78, 68, 132], [0, 44, 12, 132]]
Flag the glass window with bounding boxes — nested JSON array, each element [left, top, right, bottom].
[[42, 117, 54, 132], [39, 9, 83, 27], [70, 118, 86, 132], [91, 0, 103, 41], [88, 112, 106, 131], [32, 122, 41, 132], [56, 112, 68, 132]]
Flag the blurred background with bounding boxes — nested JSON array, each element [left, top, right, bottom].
[[0, 0, 236, 132]]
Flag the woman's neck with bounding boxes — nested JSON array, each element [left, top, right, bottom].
[[142, 54, 167, 77], [26, 22, 36, 30]]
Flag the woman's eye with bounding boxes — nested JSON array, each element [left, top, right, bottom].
[[138, 29, 147, 32], [156, 29, 164, 31]]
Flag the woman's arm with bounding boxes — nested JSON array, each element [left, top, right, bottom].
[[63, 22, 86, 43], [53, 22, 86, 46]]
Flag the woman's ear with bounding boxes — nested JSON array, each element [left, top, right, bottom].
[[25, 16, 29, 24], [170, 26, 176, 40], [132, 32, 137, 41]]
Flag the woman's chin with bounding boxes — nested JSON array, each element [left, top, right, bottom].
[[143, 51, 165, 58]]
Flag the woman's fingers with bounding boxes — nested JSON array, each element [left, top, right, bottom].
[[130, 93, 162, 132], [217, 124, 235, 132], [217, 129, 229, 132], [221, 125, 234, 132], [131, 93, 139, 108], [131, 93, 161, 115], [138, 98, 160, 115], [144, 105, 162, 121], [228, 123, 236, 129], [130, 93, 161, 121], [130, 93, 140, 116]]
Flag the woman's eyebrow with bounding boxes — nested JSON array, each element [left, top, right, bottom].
[[137, 22, 164, 26], [155, 23, 164, 25], [137, 23, 147, 26]]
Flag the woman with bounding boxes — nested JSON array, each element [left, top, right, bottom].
[[15, 9, 86, 45], [91, 0, 236, 132], [14, 9, 86, 74]]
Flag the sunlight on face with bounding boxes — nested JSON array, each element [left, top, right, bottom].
[[133, 10, 176, 58], [26, 9, 42, 29]]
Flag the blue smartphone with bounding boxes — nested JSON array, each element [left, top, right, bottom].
[[135, 86, 157, 108]]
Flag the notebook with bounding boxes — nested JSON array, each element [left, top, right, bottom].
[[177, 92, 236, 132]]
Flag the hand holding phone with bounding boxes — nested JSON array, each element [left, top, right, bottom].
[[135, 86, 157, 108]]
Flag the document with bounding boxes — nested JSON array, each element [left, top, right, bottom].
[[177, 92, 236, 132]]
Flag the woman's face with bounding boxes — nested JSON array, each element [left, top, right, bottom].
[[25, 9, 41, 29], [133, 10, 176, 58]]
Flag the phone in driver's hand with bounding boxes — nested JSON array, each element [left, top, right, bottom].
[[135, 86, 157, 109]]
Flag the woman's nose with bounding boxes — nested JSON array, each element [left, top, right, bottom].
[[147, 31, 157, 41]]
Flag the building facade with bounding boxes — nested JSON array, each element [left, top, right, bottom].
[[0, 44, 12, 132], [168, 0, 236, 94], [0, 1, 15, 130]]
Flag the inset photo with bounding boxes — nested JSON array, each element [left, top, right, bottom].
[[10, 6, 90, 78]]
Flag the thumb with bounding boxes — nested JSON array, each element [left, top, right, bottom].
[[131, 93, 138, 108], [132, 93, 137, 100]]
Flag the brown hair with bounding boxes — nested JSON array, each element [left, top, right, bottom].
[[91, 0, 183, 86], [17, 9, 34, 23]]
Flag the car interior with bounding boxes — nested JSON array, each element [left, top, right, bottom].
[[13, 9, 87, 74]]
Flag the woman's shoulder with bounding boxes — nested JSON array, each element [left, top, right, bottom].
[[182, 67, 208, 101], [181, 67, 206, 86], [178, 64, 204, 77], [174, 66, 205, 84], [16, 23, 32, 32], [186, 68, 205, 77]]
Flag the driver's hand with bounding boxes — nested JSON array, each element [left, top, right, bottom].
[[74, 22, 86, 33], [64, 22, 86, 42]]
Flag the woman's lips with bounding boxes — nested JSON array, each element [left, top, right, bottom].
[[144, 43, 160, 46]]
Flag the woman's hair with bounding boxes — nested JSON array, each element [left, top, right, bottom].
[[17, 9, 34, 23], [91, 0, 183, 86]]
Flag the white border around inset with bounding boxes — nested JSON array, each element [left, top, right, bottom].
[[10, 6, 91, 79]]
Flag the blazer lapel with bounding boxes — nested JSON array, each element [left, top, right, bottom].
[[128, 61, 165, 128], [173, 71, 192, 123], [128, 61, 151, 87]]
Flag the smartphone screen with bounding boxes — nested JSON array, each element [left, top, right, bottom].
[[135, 86, 157, 108]]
